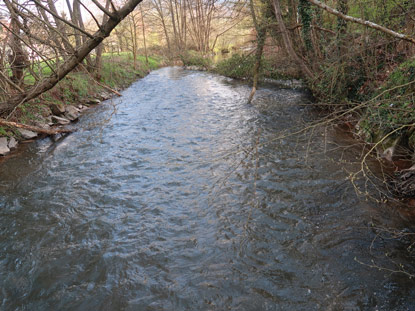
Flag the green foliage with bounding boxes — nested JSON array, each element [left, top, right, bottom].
[[71, 73, 90, 97], [17, 102, 40, 125], [12, 53, 163, 129], [362, 59, 415, 139], [298, 0, 313, 50], [0, 127, 8, 137], [348, 0, 411, 29], [101, 54, 162, 87], [309, 52, 372, 105], [101, 62, 136, 88], [336, 0, 348, 34], [311, 63, 348, 103], [213, 54, 256, 79], [262, 62, 289, 80], [180, 51, 212, 70], [382, 59, 415, 96], [212, 53, 289, 80]]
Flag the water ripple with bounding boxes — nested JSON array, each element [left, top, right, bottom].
[[0, 67, 415, 310]]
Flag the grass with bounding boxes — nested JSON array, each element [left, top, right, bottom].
[[7, 52, 163, 128], [100, 53, 162, 88]]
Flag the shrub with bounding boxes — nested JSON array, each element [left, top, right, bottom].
[[180, 51, 212, 69], [364, 58, 415, 136], [213, 54, 256, 79]]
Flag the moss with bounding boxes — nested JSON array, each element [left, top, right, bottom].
[[383, 58, 415, 96], [362, 58, 415, 138], [357, 118, 374, 142], [0, 127, 8, 137]]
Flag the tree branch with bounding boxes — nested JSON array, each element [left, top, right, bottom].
[[0, 0, 144, 116], [0, 71, 24, 93], [0, 119, 74, 135], [90, 0, 117, 19], [32, 0, 94, 39], [307, 0, 415, 45]]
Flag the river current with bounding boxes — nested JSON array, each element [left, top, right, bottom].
[[1, 67, 415, 310]]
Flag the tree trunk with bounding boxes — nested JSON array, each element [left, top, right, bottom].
[[153, 0, 172, 54], [4, 0, 27, 86], [0, 0, 145, 116], [72, 0, 94, 70], [140, 4, 149, 65], [271, 0, 313, 79], [169, 0, 179, 51], [248, 26, 266, 103], [46, 0, 74, 55], [247, 0, 266, 103]]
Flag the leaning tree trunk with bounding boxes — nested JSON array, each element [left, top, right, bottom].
[[247, 0, 267, 103], [4, 0, 27, 86], [271, 0, 314, 79], [0, 0, 145, 116], [248, 26, 266, 103]]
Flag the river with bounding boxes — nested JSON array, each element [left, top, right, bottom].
[[1, 67, 415, 310]]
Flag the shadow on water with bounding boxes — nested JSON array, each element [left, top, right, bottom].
[[1, 67, 415, 310]]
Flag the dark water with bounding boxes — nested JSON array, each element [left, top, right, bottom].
[[1, 67, 415, 310]]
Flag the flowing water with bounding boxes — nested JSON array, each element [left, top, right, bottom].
[[1, 67, 415, 310]]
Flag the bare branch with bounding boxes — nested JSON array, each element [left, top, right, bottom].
[[0, 71, 25, 93], [0, 0, 145, 115], [79, 0, 103, 30], [307, 0, 415, 45], [31, 0, 94, 39], [90, 0, 117, 19]]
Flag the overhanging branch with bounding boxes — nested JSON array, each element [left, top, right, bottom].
[[0, 0, 144, 116], [307, 0, 415, 45]]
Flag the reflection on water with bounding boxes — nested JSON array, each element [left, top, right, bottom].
[[1, 67, 415, 310]]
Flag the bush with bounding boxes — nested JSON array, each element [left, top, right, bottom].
[[213, 54, 256, 79], [364, 58, 415, 136], [180, 51, 212, 70]]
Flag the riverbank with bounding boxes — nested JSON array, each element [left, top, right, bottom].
[[1, 67, 413, 309], [0, 53, 164, 156], [181, 51, 415, 202]]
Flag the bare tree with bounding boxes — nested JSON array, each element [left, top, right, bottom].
[[4, 0, 28, 86], [0, 0, 146, 116]]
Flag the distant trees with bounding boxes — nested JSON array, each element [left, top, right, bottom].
[[148, 0, 247, 54]]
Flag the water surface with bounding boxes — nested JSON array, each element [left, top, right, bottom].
[[1, 67, 415, 310]]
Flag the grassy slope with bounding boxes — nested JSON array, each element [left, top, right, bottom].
[[1, 53, 163, 138]]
